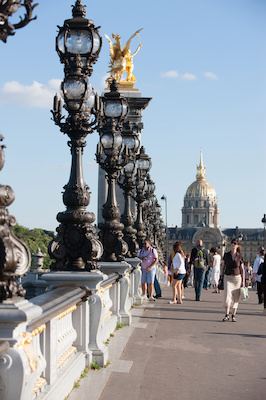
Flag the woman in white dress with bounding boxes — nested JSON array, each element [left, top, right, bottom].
[[210, 247, 221, 293]]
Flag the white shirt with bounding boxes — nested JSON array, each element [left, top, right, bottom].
[[172, 252, 186, 275], [253, 255, 264, 282], [212, 254, 221, 271]]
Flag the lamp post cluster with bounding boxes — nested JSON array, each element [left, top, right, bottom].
[[0, 0, 168, 302], [96, 80, 129, 262]]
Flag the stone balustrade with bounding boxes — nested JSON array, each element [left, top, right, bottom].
[[0, 258, 144, 400]]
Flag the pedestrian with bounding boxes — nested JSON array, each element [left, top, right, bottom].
[[190, 239, 209, 301], [210, 247, 221, 293], [203, 262, 211, 290], [137, 239, 158, 302], [257, 260, 266, 313], [163, 260, 168, 286], [183, 253, 191, 289], [168, 242, 178, 286], [169, 241, 186, 304], [221, 239, 244, 322], [252, 247, 264, 304], [244, 261, 252, 288]]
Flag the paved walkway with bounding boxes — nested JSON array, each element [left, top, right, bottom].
[[68, 286, 266, 400]]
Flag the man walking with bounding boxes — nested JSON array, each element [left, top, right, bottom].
[[138, 239, 158, 301], [190, 239, 209, 301], [252, 247, 264, 304]]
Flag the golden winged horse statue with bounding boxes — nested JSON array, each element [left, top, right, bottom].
[[105, 28, 143, 84]]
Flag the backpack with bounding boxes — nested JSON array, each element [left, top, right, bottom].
[[194, 249, 204, 267]]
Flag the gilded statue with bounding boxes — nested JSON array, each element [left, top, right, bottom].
[[105, 29, 143, 84]]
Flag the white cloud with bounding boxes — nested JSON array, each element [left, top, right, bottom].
[[204, 72, 218, 80], [160, 70, 180, 78], [0, 79, 62, 108], [181, 73, 197, 81]]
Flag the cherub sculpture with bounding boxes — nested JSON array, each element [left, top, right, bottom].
[[105, 29, 143, 83]]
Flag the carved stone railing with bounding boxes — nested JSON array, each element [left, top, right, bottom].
[[0, 259, 143, 400]]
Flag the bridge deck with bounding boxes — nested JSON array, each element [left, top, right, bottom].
[[68, 285, 266, 400]]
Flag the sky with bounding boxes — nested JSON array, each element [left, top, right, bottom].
[[0, 0, 266, 232]]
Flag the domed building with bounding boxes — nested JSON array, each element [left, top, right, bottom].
[[167, 152, 264, 262], [182, 152, 219, 228]]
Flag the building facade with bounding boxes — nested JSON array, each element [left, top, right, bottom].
[[168, 153, 264, 264]]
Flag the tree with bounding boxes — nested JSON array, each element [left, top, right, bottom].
[[12, 224, 55, 269]]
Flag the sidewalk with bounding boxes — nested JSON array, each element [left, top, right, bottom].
[[68, 286, 266, 400]]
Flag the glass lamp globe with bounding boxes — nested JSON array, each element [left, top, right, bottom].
[[102, 79, 128, 120], [137, 181, 144, 191], [123, 136, 139, 152], [124, 161, 135, 178], [56, 1, 102, 74], [100, 132, 123, 156], [61, 77, 89, 112]]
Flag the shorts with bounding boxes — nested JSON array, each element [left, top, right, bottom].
[[141, 267, 156, 284], [173, 273, 186, 281]]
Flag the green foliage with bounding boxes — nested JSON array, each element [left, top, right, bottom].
[[90, 361, 101, 370], [80, 367, 89, 378], [12, 224, 55, 270], [116, 322, 125, 330]]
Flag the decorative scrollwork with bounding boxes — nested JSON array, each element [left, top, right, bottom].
[[0, 0, 38, 43]]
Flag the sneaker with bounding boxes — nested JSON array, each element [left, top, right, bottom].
[[149, 296, 156, 301], [154, 294, 162, 298]]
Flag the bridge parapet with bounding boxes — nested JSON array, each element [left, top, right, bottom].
[[0, 259, 143, 400]]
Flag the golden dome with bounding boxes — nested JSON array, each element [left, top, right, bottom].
[[186, 180, 217, 199], [185, 152, 217, 199]]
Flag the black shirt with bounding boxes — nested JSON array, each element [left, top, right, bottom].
[[223, 251, 243, 276]]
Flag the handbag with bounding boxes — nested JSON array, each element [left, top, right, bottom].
[[240, 286, 249, 300], [218, 275, 224, 290]]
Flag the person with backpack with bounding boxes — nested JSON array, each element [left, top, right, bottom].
[[137, 239, 158, 301], [190, 239, 210, 301]]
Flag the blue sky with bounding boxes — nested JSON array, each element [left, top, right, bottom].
[[0, 0, 265, 232]]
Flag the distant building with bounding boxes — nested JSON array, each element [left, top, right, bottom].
[[168, 153, 264, 263]]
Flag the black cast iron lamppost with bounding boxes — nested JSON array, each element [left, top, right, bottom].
[[96, 80, 129, 262], [118, 158, 139, 257], [0, 0, 38, 42], [0, 135, 31, 301], [133, 146, 151, 247], [161, 194, 168, 263], [49, 0, 103, 271], [142, 174, 155, 242], [117, 130, 140, 257]]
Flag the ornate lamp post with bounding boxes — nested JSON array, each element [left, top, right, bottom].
[[96, 80, 129, 262], [133, 146, 151, 247], [161, 194, 168, 262], [0, 0, 38, 42], [117, 132, 140, 257], [142, 174, 155, 241], [48, 0, 103, 271], [0, 135, 31, 301]]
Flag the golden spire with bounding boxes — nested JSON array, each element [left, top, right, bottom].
[[196, 151, 206, 181]]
